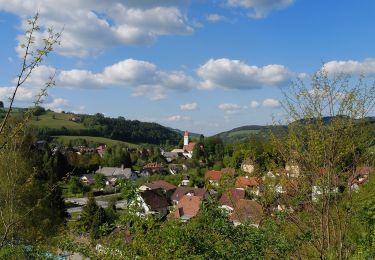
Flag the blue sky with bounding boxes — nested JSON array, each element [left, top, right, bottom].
[[1, 0, 375, 135]]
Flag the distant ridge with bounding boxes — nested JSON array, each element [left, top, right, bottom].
[[214, 125, 286, 144]]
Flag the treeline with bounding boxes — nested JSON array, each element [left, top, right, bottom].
[[32, 110, 181, 145]]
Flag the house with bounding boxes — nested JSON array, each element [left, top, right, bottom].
[[138, 180, 176, 200], [180, 175, 190, 187], [140, 162, 165, 177], [96, 144, 106, 158], [204, 170, 223, 185], [163, 152, 179, 162], [219, 188, 245, 212], [235, 176, 260, 196], [171, 148, 184, 153], [171, 186, 207, 204], [230, 199, 263, 227], [348, 166, 372, 190], [182, 131, 196, 158], [241, 159, 255, 174], [80, 174, 95, 185], [133, 190, 169, 218], [69, 116, 81, 123], [204, 168, 235, 186], [96, 165, 137, 185], [173, 194, 202, 221]]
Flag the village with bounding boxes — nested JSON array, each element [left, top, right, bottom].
[[61, 131, 372, 228]]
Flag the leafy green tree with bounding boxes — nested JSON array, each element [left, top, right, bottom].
[[90, 207, 107, 239], [271, 69, 375, 259], [94, 173, 106, 189], [68, 176, 84, 194], [80, 194, 99, 232]]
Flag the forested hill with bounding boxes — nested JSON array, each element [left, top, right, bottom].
[[1, 107, 181, 145], [214, 125, 287, 144], [216, 116, 375, 144]]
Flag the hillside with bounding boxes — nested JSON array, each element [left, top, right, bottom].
[[216, 116, 375, 144], [53, 136, 139, 147], [1, 108, 182, 145], [214, 125, 287, 144]]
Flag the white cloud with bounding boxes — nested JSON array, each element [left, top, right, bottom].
[[218, 103, 243, 114], [249, 100, 259, 108], [206, 14, 225, 22], [197, 58, 293, 90], [218, 103, 242, 110], [0, 65, 56, 102], [0, 1, 193, 57], [262, 98, 280, 108], [0, 86, 35, 102], [57, 59, 195, 100], [227, 0, 294, 18], [44, 97, 69, 112], [323, 58, 375, 76], [180, 102, 198, 110], [166, 115, 191, 122]]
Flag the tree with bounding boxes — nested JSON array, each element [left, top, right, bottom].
[[94, 173, 106, 189], [0, 101, 3, 109], [68, 176, 84, 194], [0, 13, 62, 250], [80, 194, 99, 232], [270, 69, 375, 259]]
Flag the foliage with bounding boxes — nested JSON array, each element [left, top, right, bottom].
[[68, 176, 84, 194], [270, 70, 375, 259], [93, 174, 106, 189]]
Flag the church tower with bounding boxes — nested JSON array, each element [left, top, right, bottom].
[[184, 131, 189, 146]]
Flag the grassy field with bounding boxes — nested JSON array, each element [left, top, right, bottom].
[[54, 135, 139, 147], [29, 111, 87, 130]]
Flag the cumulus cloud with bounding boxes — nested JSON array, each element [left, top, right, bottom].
[[166, 115, 191, 122], [197, 58, 293, 90], [323, 58, 375, 76], [180, 102, 198, 110], [227, 0, 294, 18], [262, 98, 280, 108], [249, 100, 259, 108], [206, 14, 225, 22], [0, 65, 56, 102], [218, 103, 243, 114], [57, 59, 195, 100], [218, 103, 242, 110], [44, 98, 69, 112], [0, 1, 193, 57]]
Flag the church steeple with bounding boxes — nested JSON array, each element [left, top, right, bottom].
[[184, 131, 189, 146]]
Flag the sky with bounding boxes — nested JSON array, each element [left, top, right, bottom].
[[1, 0, 375, 135]]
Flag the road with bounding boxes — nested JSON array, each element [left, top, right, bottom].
[[66, 195, 127, 213]]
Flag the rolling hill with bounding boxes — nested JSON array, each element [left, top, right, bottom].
[[214, 125, 287, 144], [1, 108, 182, 145]]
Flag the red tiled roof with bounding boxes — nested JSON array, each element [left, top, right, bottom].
[[174, 195, 202, 219], [230, 199, 263, 225], [144, 162, 163, 169], [219, 188, 245, 208], [348, 166, 372, 186], [144, 180, 177, 191], [235, 176, 259, 188], [183, 142, 196, 152], [205, 170, 223, 181], [356, 166, 372, 175], [171, 187, 207, 202]]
